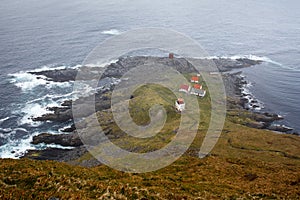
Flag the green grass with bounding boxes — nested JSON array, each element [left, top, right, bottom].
[[1, 74, 300, 199]]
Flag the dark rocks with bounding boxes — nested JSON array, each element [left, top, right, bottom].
[[33, 109, 72, 122], [61, 124, 76, 133], [268, 124, 293, 132], [29, 56, 261, 85], [32, 133, 82, 147], [223, 70, 292, 132], [252, 113, 282, 123], [264, 112, 284, 120], [239, 98, 249, 107], [212, 58, 262, 72], [246, 121, 266, 129], [29, 68, 78, 82], [26, 55, 297, 165], [23, 148, 74, 161], [32, 90, 112, 123], [61, 100, 72, 107], [23, 146, 101, 167]]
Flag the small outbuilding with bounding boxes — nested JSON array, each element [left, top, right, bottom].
[[175, 98, 185, 112], [191, 76, 199, 83]]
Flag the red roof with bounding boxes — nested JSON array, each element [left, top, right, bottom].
[[194, 84, 202, 89], [180, 84, 189, 91], [191, 76, 199, 82], [177, 98, 184, 104]]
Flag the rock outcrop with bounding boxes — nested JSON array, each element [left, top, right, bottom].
[[24, 56, 295, 164], [32, 132, 82, 147]]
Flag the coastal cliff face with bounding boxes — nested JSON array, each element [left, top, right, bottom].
[[1, 56, 299, 199]]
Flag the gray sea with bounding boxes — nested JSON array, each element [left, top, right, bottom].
[[0, 0, 299, 158]]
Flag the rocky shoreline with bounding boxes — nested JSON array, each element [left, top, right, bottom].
[[22, 56, 296, 164]]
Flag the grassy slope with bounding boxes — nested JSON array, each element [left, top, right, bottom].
[[0, 79, 300, 199]]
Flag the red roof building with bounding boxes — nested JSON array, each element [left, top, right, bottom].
[[194, 84, 202, 89], [179, 84, 190, 93], [177, 98, 184, 104], [191, 76, 199, 83]]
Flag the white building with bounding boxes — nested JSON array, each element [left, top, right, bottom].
[[190, 88, 206, 97], [175, 98, 185, 112]]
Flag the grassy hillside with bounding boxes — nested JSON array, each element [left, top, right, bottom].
[[0, 77, 300, 199]]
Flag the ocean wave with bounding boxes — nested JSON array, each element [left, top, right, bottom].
[[0, 129, 75, 159], [14, 128, 28, 133], [101, 29, 122, 35], [0, 128, 28, 139], [221, 55, 300, 72], [28, 64, 82, 72], [41, 143, 74, 150], [0, 117, 10, 123], [27, 92, 75, 104], [199, 54, 283, 66], [0, 133, 38, 159], [0, 128, 13, 133], [9, 71, 72, 91], [9, 72, 48, 91], [8, 65, 79, 91], [240, 81, 264, 111], [18, 102, 59, 126]]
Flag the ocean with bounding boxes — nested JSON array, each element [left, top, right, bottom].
[[0, 0, 299, 158]]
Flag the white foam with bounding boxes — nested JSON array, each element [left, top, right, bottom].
[[101, 29, 122, 35], [9, 71, 72, 91], [0, 117, 10, 123], [26, 91, 75, 104], [0, 131, 75, 159], [0, 128, 28, 140], [0, 133, 38, 159], [14, 128, 28, 133], [18, 102, 59, 126], [58, 124, 73, 132], [240, 78, 264, 111], [8, 65, 78, 91], [9, 72, 48, 91], [44, 143, 74, 150], [198, 54, 283, 66], [0, 128, 13, 133], [28, 64, 81, 72]]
